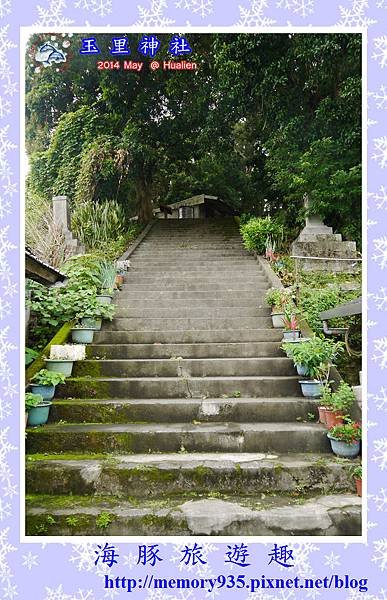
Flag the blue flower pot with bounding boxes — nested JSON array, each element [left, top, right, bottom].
[[299, 380, 324, 398], [81, 317, 102, 330], [71, 328, 95, 344], [29, 383, 55, 401], [296, 364, 309, 377], [27, 401, 52, 427], [45, 359, 74, 377], [327, 435, 360, 458]]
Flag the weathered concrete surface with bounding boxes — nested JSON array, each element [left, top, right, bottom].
[[26, 453, 358, 498], [49, 396, 317, 424], [26, 421, 331, 454], [25, 494, 361, 536], [26, 217, 362, 537]]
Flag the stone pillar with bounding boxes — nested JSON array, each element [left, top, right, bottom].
[[52, 195, 85, 255], [291, 193, 358, 273]]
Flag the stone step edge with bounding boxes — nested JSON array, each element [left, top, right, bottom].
[[49, 396, 312, 405], [26, 421, 323, 433], [25, 494, 362, 536]]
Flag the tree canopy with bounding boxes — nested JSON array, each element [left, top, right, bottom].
[[26, 32, 361, 243]]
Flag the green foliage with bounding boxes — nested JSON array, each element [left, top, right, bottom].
[[99, 261, 117, 292], [72, 199, 126, 250], [65, 516, 79, 527], [240, 217, 284, 255], [26, 279, 115, 349], [322, 381, 355, 412], [25, 33, 361, 236], [281, 336, 344, 377], [95, 512, 113, 529], [350, 465, 362, 479], [61, 255, 103, 291], [31, 369, 66, 387], [25, 392, 43, 411], [298, 286, 343, 333], [265, 288, 283, 309], [26, 347, 39, 367], [328, 420, 361, 444]]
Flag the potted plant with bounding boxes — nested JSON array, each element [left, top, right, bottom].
[[115, 259, 131, 288], [45, 344, 85, 377], [324, 381, 355, 429], [299, 363, 330, 399], [265, 288, 292, 328], [281, 336, 344, 378], [97, 261, 116, 304], [30, 369, 66, 401], [80, 300, 115, 331], [282, 305, 301, 341], [25, 392, 52, 427], [71, 323, 96, 344], [350, 465, 362, 497], [327, 420, 362, 458]]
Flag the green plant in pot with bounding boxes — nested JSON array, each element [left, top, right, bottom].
[[265, 288, 291, 328], [282, 305, 301, 341], [323, 381, 355, 429], [282, 336, 344, 378], [30, 369, 66, 401], [78, 298, 115, 330], [97, 261, 117, 304], [350, 464, 362, 497], [25, 392, 52, 427], [327, 420, 361, 458]]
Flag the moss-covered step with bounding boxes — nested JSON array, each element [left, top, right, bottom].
[[93, 329, 284, 345], [25, 422, 331, 455], [25, 493, 362, 537], [55, 375, 302, 399], [72, 357, 296, 379], [86, 341, 284, 360], [25, 452, 359, 499], [49, 397, 318, 424]]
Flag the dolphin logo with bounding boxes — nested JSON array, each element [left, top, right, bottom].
[[35, 42, 66, 68]]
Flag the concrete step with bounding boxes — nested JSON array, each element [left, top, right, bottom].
[[123, 272, 266, 282], [87, 342, 283, 359], [116, 290, 266, 301], [113, 307, 271, 318], [26, 453, 358, 498], [105, 317, 273, 331], [133, 251, 250, 258], [115, 290, 264, 301], [114, 298, 267, 309], [73, 357, 295, 378], [24, 493, 362, 536], [49, 397, 317, 424], [56, 375, 301, 399], [116, 283, 270, 291], [26, 422, 330, 454], [129, 259, 257, 269], [94, 329, 284, 344]]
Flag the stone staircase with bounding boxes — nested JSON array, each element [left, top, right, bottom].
[[25, 218, 361, 536]]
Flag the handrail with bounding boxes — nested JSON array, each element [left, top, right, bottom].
[[290, 255, 362, 262]]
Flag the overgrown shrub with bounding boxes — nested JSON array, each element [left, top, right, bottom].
[[240, 217, 284, 255], [26, 191, 73, 268], [72, 199, 126, 250]]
